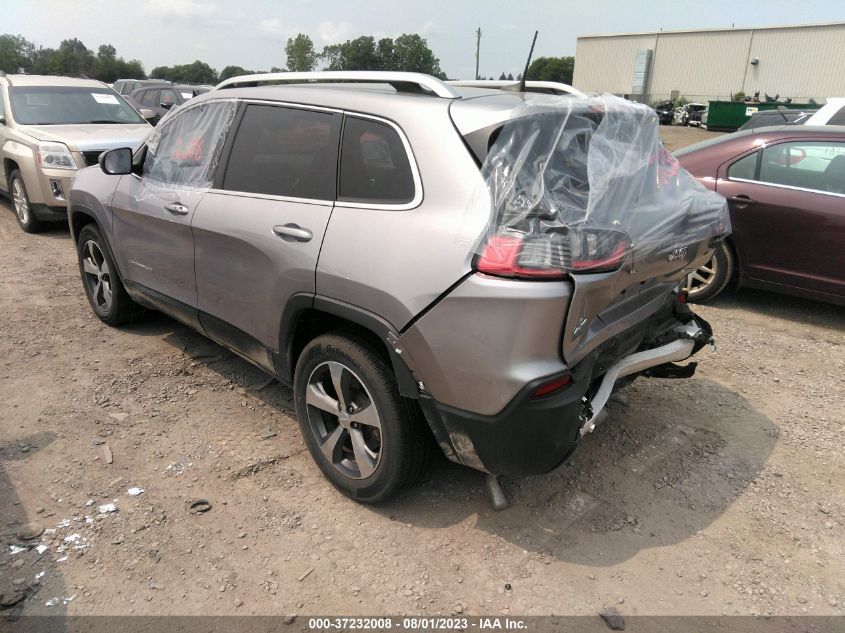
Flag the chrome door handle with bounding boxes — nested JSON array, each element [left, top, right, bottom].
[[272, 224, 312, 242], [164, 202, 189, 215]]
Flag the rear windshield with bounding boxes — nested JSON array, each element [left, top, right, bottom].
[[9, 86, 145, 125]]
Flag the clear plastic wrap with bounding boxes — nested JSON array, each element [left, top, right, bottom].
[[142, 100, 237, 189], [476, 94, 730, 276]]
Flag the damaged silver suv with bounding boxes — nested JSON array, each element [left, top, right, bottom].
[[68, 72, 729, 503]]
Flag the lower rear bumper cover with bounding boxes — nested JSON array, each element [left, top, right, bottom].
[[421, 311, 712, 476]]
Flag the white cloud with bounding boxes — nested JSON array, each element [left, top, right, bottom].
[[317, 20, 354, 44], [420, 21, 444, 36], [259, 18, 284, 36]]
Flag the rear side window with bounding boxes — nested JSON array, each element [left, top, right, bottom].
[[827, 105, 845, 126], [728, 152, 758, 180], [143, 101, 237, 188], [222, 105, 340, 200], [339, 116, 415, 204]]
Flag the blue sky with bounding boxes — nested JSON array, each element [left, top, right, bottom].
[[7, 0, 845, 78]]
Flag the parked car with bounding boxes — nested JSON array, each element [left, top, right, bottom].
[[675, 103, 707, 127], [804, 98, 845, 126], [68, 71, 726, 502], [653, 99, 675, 125], [675, 125, 845, 305], [738, 108, 814, 131], [128, 84, 212, 125], [0, 73, 151, 232], [113, 78, 170, 97]]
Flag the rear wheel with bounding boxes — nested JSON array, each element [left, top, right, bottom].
[[77, 225, 134, 325], [293, 333, 431, 503], [10, 171, 43, 233], [683, 241, 734, 302]]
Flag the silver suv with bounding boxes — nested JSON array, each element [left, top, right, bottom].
[[68, 72, 728, 503], [0, 73, 150, 232]]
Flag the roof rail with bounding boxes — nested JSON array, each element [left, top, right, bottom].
[[448, 80, 587, 98], [214, 71, 461, 99]]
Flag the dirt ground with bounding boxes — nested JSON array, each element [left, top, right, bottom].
[[0, 126, 843, 621]]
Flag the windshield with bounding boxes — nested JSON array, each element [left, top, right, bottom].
[[10, 86, 146, 125]]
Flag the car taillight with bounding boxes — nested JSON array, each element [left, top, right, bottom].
[[475, 229, 630, 279], [531, 373, 572, 398]]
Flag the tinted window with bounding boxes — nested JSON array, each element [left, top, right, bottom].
[[827, 105, 845, 126], [728, 152, 757, 180], [141, 90, 158, 107], [0, 88, 5, 118], [143, 101, 236, 188], [759, 141, 845, 194], [339, 116, 414, 204], [223, 105, 340, 200]]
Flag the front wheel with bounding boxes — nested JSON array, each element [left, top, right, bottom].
[[293, 333, 431, 503], [683, 241, 734, 302], [77, 225, 134, 325], [9, 171, 43, 233]]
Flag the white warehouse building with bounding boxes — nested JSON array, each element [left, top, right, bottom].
[[572, 21, 845, 104]]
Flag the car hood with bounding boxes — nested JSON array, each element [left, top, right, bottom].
[[19, 124, 151, 151]]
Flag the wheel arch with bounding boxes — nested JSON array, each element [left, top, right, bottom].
[[70, 205, 126, 281], [279, 296, 419, 400], [3, 158, 20, 189]]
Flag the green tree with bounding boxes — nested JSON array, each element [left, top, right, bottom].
[[525, 56, 574, 85], [285, 34, 318, 72], [150, 60, 217, 84], [320, 33, 444, 77], [0, 34, 35, 73], [321, 36, 380, 71], [392, 34, 442, 76], [219, 65, 250, 81]]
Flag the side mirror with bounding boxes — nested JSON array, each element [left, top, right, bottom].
[[0, 115, 6, 125], [160, 102, 173, 110], [139, 108, 157, 122], [99, 147, 133, 176]]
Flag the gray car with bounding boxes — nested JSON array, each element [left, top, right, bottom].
[[68, 71, 728, 503]]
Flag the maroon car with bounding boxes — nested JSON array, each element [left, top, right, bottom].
[[675, 125, 845, 306]]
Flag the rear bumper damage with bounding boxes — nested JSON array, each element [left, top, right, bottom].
[[419, 300, 714, 476]]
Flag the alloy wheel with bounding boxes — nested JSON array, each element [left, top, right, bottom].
[[304, 361, 382, 479], [12, 179, 29, 225], [81, 240, 113, 312], [682, 254, 718, 296]]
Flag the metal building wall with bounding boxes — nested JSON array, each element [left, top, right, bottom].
[[574, 23, 845, 103]]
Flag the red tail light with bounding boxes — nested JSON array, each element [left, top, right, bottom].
[[476, 235, 567, 279], [475, 230, 630, 279], [531, 373, 572, 398]]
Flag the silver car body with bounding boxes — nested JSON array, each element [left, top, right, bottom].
[[68, 73, 722, 476]]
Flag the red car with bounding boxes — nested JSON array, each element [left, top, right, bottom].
[[675, 125, 845, 305]]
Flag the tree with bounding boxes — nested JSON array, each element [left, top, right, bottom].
[[150, 60, 217, 84], [525, 56, 574, 85], [320, 33, 444, 77], [220, 65, 251, 81], [0, 34, 35, 73], [506, 72, 514, 81], [285, 34, 318, 72]]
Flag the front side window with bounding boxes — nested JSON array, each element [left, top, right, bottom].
[[9, 86, 146, 125], [827, 105, 845, 126], [0, 87, 6, 119], [338, 116, 415, 204], [727, 151, 758, 180], [222, 104, 340, 200], [141, 90, 158, 107], [143, 100, 237, 188], [160, 89, 177, 107], [760, 141, 845, 194]]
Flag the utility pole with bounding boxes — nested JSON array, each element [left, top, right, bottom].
[[475, 27, 482, 80]]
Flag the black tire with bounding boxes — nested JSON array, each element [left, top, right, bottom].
[[293, 333, 432, 503], [685, 241, 734, 303], [77, 224, 134, 325], [9, 170, 43, 233]]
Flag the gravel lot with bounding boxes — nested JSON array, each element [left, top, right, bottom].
[[0, 126, 843, 621]]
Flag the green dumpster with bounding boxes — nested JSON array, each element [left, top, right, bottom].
[[705, 101, 818, 132]]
